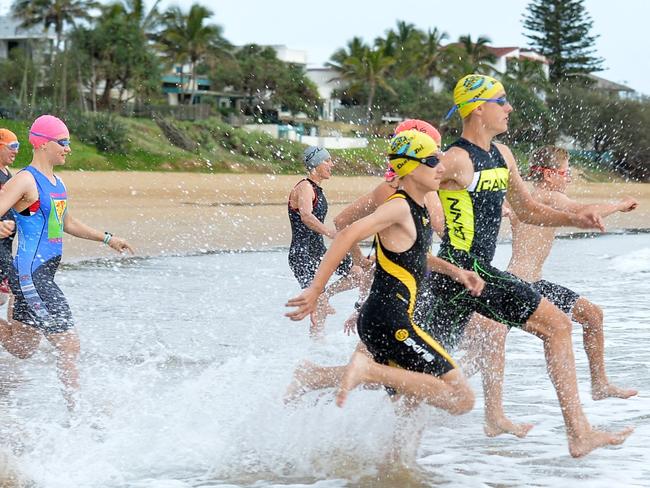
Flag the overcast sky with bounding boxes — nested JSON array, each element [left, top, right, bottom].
[[1, 0, 646, 94]]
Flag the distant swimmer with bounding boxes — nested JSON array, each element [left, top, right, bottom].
[[286, 130, 482, 417], [287, 146, 360, 337], [0, 115, 134, 410], [422, 73, 633, 457], [0, 129, 18, 309]]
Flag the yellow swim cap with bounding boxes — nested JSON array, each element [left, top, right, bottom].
[[446, 74, 505, 119], [387, 129, 439, 178]]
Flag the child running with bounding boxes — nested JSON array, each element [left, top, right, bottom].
[[286, 130, 476, 415]]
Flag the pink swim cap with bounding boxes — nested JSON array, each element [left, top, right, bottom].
[[29, 115, 69, 149], [394, 119, 441, 145]]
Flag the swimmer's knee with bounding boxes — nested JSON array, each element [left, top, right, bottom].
[[448, 383, 475, 416], [573, 298, 603, 326]]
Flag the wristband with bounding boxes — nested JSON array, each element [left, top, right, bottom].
[[354, 300, 364, 311], [103, 232, 113, 245]]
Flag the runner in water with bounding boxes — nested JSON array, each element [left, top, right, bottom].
[[286, 130, 481, 416], [0, 129, 18, 307], [422, 74, 632, 457], [461, 145, 639, 434], [287, 146, 360, 338], [0, 115, 134, 410], [333, 120, 445, 333]]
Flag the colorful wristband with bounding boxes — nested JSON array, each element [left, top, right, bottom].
[[103, 232, 113, 245]]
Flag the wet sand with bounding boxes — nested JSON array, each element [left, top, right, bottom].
[[59, 172, 650, 262]]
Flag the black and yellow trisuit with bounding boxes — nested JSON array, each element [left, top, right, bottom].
[[358, 190, 456, 377], [421, 138, 542, 349]]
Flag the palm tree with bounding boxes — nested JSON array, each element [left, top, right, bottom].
[[328, 40, 396, 120], [418, 27, 448, 79], [12, 0, 98, 57], [103, 0, 161, 36], [458, 34, 497, 73], [442, 34, 497, 89], [505, 58, 549, 92], [159, 3, 229, 105], [379, 20, 424, 79], [12, 0, 98, 110]]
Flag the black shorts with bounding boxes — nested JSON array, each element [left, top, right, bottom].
[[417, 249, 542, 349], [0, 238, 13, 282], [8, 256, 75, 335], [288, 247, 353, 289], [357, 298, 457, 378], [531, 279, 580, 315]]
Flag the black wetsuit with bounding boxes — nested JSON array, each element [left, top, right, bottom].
[[288, 178, 352, 288], [420, 138, 542, 349], [0, 169, 14, 282], [358, 190, 456, 377]]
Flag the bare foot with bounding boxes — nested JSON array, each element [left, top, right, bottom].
[[336, 351, 371, 408], [484, 417, 534, 438], [284, 360, 318, 404], [568, 426, 634, 458], [592, 383, 638, 400]]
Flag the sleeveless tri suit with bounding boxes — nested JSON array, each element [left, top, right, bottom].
[[420, 138, 542, 348], [288, 178, 352, 288], [358, 190, 456, 377], [9, 166, 74, 334]]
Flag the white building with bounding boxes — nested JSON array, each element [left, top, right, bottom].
[[0, 15, 55, 59]]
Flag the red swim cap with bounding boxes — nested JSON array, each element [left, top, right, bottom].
[[394, 119, 441, 145]]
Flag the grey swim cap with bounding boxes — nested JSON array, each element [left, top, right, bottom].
[[303, 146, 331, 171]]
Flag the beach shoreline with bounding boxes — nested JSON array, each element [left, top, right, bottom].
[[54, 171, 650, 262]]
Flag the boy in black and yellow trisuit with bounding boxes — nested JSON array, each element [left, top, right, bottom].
[[286, 130, 482, 416]]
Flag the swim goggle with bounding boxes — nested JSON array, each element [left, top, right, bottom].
[[530, 165, 572, 177], [387, 153, 440, 168], [30, 131, 71, 147], [445, 96, 510, 120], [0, 141, 19, 151]]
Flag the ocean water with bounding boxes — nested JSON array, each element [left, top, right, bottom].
[[0, 232, 648, 487]]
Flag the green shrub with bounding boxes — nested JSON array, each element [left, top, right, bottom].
[[66, 111, 128, 154]]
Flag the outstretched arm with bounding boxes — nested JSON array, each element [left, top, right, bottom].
[[543, 191, 638, 218], [63, 214, 134, 254], [498, 144, 604, 231]]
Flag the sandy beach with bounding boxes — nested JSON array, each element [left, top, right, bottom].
[[58, 171, 650, 262]]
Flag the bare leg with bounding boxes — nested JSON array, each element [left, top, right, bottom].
[[336, 344, 475, 415], [0, 316, 42, 359], [571, 297, 637, 400], [523, 299, 633, 457], [45, 329, 80, 411], [285, 343, 371, 402], [461, 314, 534, 438]]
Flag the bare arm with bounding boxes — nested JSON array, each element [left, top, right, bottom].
[[286, 198, 410, 320], [63, 213, 134, 254], [543, 191, 638, 218], [334, 181, 395, 264], [424, 191, 445, 238], [498, 144, 604, 231], [294, 181, 335, 238]]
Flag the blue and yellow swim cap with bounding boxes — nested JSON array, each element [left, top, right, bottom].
[[387, 129, 439, 178], [446, 74, 505, 119]]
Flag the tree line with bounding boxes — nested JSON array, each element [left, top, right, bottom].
[[0, 0, 647, 179]]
